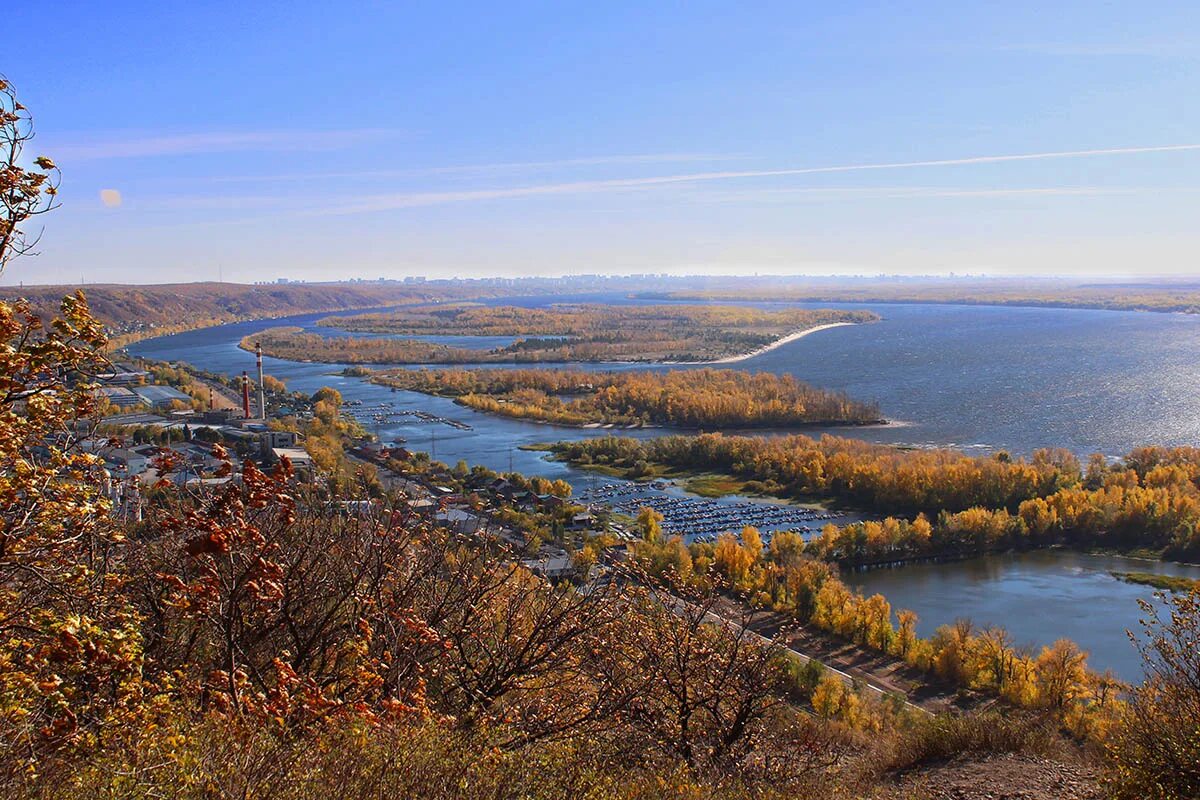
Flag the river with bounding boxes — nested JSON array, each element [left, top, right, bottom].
[[127, 298, 1200, 679]]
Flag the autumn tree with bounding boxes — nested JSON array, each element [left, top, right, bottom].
[[1107, 589, 1200, 799], [0, 77, 58, 268], [619, 575, 794, 773], [0, 76, 141, 779], [1034, 639, 1092, 710], [636, 506, 663, 544]]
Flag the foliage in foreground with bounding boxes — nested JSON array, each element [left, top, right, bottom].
[[1105, 589, 1200, 800]]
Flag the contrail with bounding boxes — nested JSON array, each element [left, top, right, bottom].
[[325, 143, 1200, 213]]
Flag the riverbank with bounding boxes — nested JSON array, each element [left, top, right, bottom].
[[1110, 570, 1200, 592]]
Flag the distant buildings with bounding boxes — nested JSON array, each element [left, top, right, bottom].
[[93, 362, 190, 411], [522, 552, 576, 581], [94, 369, 149, 386], [434, 508, 481, 534], [131, 385, 192, 409], [270, 446, 314, 478], [96, 386, 143, 409]]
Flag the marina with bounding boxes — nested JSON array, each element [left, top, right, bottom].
[[577, 481, 856, 543], [345, 401, 473, 431]]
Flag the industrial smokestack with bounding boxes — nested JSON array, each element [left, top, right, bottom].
[[241, 371, 251, 419], [255, 341, 266, 419]]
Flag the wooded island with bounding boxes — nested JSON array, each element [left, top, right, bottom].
[[244, 304, 877, 363], [368, 367, 884, 428]]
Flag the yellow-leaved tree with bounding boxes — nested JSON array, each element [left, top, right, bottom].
[[0, 76, 143, 780]]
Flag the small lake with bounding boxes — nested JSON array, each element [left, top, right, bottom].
[[848, 550, 1200, 680]]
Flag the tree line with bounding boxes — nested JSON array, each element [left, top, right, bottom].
[[372, 367, 882, 428], [322, 302, 878, 340], [553, 434, 1200, 561], [632, 518, 1119, 738]]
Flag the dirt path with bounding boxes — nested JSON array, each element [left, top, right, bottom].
[[883, 753, 1104, 800]]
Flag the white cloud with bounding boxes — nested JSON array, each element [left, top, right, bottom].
[[205, 153, 746, 184], [323, 144, 1200, 214], [684, 186, 1150, 204], [48, 129, 400, 161]]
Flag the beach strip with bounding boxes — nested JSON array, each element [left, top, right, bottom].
[[705, 322, 858, 364]]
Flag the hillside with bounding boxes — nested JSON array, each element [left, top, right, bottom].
[[0, 281, 518, 345]]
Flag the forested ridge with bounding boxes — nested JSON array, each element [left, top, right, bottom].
[[370, 367, 883, 428], [4, 282, 510, 348]]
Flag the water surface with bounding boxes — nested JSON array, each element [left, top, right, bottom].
[[849, 550, 1200, 679]]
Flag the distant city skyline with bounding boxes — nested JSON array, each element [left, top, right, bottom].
[[6, 1, 1200, 285]]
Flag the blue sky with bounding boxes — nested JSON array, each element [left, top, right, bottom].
[[6, 1, 1200, 285]]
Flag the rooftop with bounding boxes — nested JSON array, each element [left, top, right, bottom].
[[132, 385, 191, 403]]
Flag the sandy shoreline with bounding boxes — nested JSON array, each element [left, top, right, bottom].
[[704, 322, 858, 364]]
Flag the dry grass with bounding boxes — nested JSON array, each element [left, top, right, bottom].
[[877, 712, 1067, 775]]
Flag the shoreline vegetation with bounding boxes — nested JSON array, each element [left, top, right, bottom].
[[1110, 571, 1200, 592], [548, 434, 1200, 565], [367, 367, 884, 429], [5, 281, 520, 350], [244, 304, 880, 364]]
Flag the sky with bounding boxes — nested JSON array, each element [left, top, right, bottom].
[[5, 1, 1200, 285]]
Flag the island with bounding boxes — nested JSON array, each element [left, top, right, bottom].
[[243, 304, 878, 364], [365, 367, 884, 429]]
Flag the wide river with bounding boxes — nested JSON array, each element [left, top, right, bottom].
[[129, 298, 1200, 679]]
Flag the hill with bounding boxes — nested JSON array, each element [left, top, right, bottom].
[[0, 281, 518, 346]]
